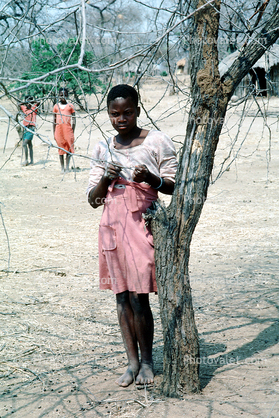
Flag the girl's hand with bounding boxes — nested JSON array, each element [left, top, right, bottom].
[[104, 163, 122, 180], [132, 164, 150, 183]]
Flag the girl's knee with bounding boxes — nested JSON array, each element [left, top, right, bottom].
[[116, 290, 130, 306], [116, 291, 150, 313], [129, 292, 149, 313]]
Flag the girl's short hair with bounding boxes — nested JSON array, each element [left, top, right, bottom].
[[107, 84, 138, 108]]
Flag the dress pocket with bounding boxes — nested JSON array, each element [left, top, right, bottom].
[[99, 225, 117, 250]]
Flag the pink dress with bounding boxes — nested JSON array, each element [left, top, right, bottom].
[[53, 103, 75, 155], [87, 131, 177, 294], [99, 178, 158, 294]]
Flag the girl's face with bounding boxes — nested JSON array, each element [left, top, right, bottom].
[[108, 97, 140, 137], [59, 90, 68, 104]]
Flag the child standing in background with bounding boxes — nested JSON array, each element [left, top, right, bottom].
[[19, 96, 40, 166], [53, 88, 76, 173], [87, 84, 177, 387]]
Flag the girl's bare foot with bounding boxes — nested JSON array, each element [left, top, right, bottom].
[[116, 365, 139, 387], [135, 362, 154, 385]]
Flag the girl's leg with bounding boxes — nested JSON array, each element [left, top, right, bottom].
[[28, 141, 33, 164], [59, 155, 64, 173], [22, 139, 28, 166], [116, 291, 140, 387], [129, 292, 154, 385], [65, 154, 71, 172]]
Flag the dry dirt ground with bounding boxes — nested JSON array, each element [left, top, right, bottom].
[[0, 79, 279, 417]]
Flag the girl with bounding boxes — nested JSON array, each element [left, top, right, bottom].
[[19, 96, 40, 166], [87, 84, 177, 387], [53, 88, 76, 173]]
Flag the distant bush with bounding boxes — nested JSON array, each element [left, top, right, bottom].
[[12, 38, 106, 108], [160, 71, 168, 77]]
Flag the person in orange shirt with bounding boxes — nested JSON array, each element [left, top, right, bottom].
[[53, 88, 76, 173], [19, 96, 40, 166]]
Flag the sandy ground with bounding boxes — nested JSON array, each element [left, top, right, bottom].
[[0, 79, 279, 417]]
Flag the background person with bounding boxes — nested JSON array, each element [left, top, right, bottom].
[[53, 88, 76, 173], [19, 96, 40, 166]]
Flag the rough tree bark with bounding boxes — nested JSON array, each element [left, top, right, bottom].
[[150, 0, 279, 397]]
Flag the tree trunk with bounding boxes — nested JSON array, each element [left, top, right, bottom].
[[151, 0, 279, 397], [151, 0, 227, 397]]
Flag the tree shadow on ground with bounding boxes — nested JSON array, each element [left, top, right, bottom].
[[199, 311, 279, 389]]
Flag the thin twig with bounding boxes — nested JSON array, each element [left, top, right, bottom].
[[0, 203, 10, 270]]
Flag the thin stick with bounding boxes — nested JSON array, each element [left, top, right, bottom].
[[0, 203, 10, 270], [0, 267, 64, 273], [3, 116, 10, 153]]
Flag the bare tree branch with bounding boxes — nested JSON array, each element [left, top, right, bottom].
[[222, 9, 279, 96]]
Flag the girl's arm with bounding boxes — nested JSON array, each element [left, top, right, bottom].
[[88, 163, 121, 208], [133, 165, 174, 195], [71, 111, 76, 133], [149, 174, 174, 195], [53, 112, 56, 136]]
